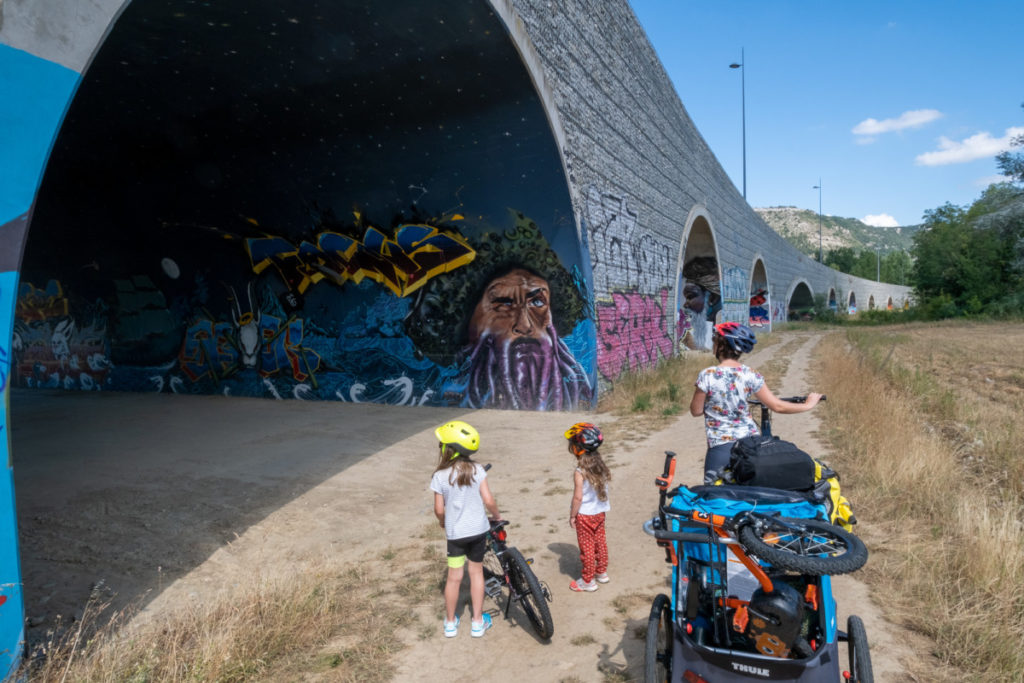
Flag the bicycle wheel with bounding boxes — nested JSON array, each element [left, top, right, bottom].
[[847, 615, 874, 683], [505, 547, 554, 640], [737, 516, 868, 575], [643, 594, 672, 683]]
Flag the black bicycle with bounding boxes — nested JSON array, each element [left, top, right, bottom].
[[481, 519, 554, 640], [479, 465, 554, 640]]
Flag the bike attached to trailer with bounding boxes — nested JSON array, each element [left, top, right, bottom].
[[643, 396, 874, 682]]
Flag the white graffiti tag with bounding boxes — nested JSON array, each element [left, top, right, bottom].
[[584, 187, 674, 297]]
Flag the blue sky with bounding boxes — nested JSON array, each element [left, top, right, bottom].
[[627, 1, 1024, 227]]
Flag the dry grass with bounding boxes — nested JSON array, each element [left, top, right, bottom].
[[814, 322, 1024, 681], [21, 539, 442, 682]]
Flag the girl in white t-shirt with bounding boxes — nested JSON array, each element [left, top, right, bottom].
[[565, 422, 611, 593], [431, 420, 500, 638]]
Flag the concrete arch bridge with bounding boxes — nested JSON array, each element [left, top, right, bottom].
[[0, 0, 911, 672]]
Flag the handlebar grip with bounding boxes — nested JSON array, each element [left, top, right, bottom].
[[780, 395, 827, 404], [484, 463, 492, 471], [656, 451, 677, 491], [653, 530, 715, 543]]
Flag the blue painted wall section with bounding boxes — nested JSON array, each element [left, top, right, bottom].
[[0, 271, 24, 679], [0, 45, 79, 226], [0, 43, 79, 676]]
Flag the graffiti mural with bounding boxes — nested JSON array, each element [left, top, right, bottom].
[[203, 219, 477, 300], [14, 280, 112, 391], [720, 265, 748, 323], [679, 256, 720, 351], [749, 289, 769, 328], [596, 289, 674, 380], [463, 267, 590, 410], [405, 212, 595, 410], [18, 0, 595, 411], [771, 300, 788, 324], [584, 188, 675, 297], [584, 187, 679, 378]]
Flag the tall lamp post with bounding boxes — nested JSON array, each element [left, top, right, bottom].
[[812, 180, 822, 262], [729, 49, 746, 200]]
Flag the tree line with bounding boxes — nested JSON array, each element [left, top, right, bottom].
[[820, 102, 1023, 320]]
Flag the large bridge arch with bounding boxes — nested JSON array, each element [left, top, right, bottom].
[[676, 206, 721, 352], [749, 255, 771, 332], [786, 279, 815, 321]]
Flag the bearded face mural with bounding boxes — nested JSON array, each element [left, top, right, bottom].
[[464, 267, 591, 410]]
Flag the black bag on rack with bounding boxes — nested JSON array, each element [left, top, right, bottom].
[[729, 435, 816, 491]]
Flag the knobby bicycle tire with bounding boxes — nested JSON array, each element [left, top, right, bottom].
[[643, 594, 672, 683], [505, 547, 554, 640], [737, 516, 868, 575], [847, 615, 874, 683]]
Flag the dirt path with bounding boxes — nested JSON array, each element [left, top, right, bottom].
[[744, 331, 919, 683], [13, 330, 924, 681]]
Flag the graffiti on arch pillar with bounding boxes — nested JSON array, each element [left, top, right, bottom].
[[771, 300, 788, 324], [719, 266, 749, 323], [584, 187, 675, 297], [584, 187, 677, 379], [596, 288, 675, 381]]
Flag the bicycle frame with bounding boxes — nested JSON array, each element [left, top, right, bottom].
[[484, 520, 529, 619]]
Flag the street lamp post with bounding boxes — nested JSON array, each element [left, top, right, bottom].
[[729, 49, 746, 200], [812, 180, 822, 262]]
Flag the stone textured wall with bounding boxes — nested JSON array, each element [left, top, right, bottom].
[[505, 0, 911, 378]]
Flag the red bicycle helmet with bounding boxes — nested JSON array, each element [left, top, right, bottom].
[[564, 422, 603, 456], [713, 322, 757, 354]]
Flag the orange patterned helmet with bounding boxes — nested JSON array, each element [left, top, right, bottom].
[[564, 422, 603, 456]]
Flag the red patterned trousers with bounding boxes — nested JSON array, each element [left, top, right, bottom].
[[575, 512, 608, 583]]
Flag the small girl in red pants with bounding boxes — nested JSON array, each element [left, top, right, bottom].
[[565, 422, 611, 592]]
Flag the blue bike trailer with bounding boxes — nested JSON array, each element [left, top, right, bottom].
[[660, 485, 841, 682]]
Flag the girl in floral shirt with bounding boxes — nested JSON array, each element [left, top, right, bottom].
[[689, 323, 822, 483]]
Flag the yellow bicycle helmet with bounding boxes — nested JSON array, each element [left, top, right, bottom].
[[435, 420, 480, 458]]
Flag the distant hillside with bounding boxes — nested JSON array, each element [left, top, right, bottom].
[[754, 206, 921, 257]]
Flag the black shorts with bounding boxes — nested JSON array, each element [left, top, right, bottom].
[[446, 531, 488, 566]]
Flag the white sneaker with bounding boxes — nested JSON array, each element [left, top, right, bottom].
[[471, 613, 493, 637], [595, 572, 610, 584], [443, 616, 459, 638], [570, 578, 598, 592]]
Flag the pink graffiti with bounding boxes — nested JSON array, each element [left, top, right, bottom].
[[596, 290, 674, 380]]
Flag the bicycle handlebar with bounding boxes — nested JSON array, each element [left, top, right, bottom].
[[748, 394, 827, 406], [642, 518, 737, 545]]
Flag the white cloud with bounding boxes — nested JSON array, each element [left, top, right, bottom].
[[973, 174, 1011, 187], [915, 126, 1024, 166], [862, 213, 900, 227], [852, 109, 943, 137]]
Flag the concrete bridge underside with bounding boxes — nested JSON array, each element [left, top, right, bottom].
[[0, 0, 911, 673]]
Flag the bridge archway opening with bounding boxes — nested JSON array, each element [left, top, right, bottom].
[[18, 0, 591, 409], [677, 213, 720, 352], [787, 281, 814, 321], [848, 291, 858, 314], [827, 288, 837, 313], [11, 0, 594, 644], [868, 295, 876, 311], [749, 257, 770, 332], [887, 296, 894, 310]]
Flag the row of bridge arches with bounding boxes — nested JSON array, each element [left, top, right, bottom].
[[668, 211, 898, 346]]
